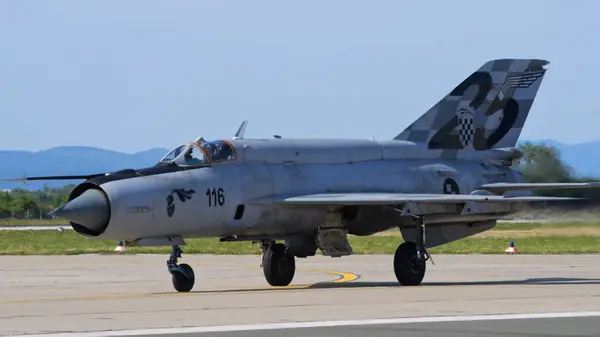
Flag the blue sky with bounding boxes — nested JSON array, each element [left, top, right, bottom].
[[1, 0, 598, 153]]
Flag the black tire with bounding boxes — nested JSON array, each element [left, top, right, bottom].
[[172, 263, 195, 292], [393, 242, 426, 286], [262, 243, 296, 286]]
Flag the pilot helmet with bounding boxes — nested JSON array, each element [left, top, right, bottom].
[[203, 143, 216, 156]]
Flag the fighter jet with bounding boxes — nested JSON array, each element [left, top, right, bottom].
[[5, 58, 600, 293]]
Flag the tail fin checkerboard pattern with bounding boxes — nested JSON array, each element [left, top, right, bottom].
[[394, 59, 549, 151]]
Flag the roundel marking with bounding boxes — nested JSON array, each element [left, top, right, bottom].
[[443, 178, 459, 195]]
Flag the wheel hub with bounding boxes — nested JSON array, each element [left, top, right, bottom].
[[408, 255, 423, 275]]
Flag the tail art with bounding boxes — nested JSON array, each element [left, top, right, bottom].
[[394, 59, 549, 151]]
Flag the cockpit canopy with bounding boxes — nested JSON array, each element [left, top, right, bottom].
[[159, 140, 237, 167]]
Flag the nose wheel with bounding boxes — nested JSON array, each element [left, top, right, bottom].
[[167, 245, 195, 292]]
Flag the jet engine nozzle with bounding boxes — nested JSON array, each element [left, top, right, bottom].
[[51, 186, 111, 236]]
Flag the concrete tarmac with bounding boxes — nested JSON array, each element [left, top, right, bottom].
[[131, 316, 600, 337], [1, 254, 600, 336]]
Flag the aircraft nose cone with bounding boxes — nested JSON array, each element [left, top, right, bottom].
[[52, 188, 110, 232]]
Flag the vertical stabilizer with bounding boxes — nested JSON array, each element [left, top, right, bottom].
[[394, 59, 549, 151]]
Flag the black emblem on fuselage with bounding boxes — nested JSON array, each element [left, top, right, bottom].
[[166, 188, 196, 217], [442, 178, 459, 194]]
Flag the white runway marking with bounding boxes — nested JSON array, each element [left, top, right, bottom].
[[7, 311, 600, 337], [0, 225, 71, 231]]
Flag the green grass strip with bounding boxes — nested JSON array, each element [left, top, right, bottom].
[[1, 231, 599, 255]]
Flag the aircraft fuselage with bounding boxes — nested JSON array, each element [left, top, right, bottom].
[[68, 138, 524, 242]]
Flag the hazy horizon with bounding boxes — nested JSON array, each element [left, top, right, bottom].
[[2, 1, 598, 153]]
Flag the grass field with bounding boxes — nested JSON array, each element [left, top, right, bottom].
[[1, 220, 599, 255]]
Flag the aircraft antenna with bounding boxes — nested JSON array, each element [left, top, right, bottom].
[[233, 120, 248, 139]]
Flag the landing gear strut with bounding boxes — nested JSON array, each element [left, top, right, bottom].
[[394, 215, 430, 286], [261, 241, 296, 286], [167, 245, 195, 292]]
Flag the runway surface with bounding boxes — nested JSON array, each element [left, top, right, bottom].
[[1, 254, 599, 336], [127, 315, 600, 337]]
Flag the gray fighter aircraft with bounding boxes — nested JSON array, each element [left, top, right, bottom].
[[5, 58, 600, 293]]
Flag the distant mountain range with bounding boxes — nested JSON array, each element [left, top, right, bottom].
[[0, 140, 598, 190], [0, 146, 169, 190]]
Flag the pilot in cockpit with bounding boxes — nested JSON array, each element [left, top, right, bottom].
[[203, 143, 216, 159], [201, 142, 234, 162], [211, 143, 234, 161]]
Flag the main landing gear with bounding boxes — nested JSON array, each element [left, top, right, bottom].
[[393, 215, 431, 286], [165, 241, 297, 292], [167, 245, 195, 292], [164, 216, 428, 291], [261, 241, 296, 286]]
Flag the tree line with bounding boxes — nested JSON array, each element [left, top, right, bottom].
[[0, 184, 75, 215], [514, 142, 600, 204], [0, 142, 598, 215]]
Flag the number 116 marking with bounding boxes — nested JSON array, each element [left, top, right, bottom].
[[206, 188, 225, 207]]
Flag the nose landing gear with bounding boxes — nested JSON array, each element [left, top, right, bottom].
[[167, 245, 195, 292]]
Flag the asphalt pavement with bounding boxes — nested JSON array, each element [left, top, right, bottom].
[[131, 316, 600, 337]]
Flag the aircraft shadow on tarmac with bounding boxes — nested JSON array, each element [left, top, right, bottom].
[[152, 277, 600, 296], [307, 277, 600, 289]]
